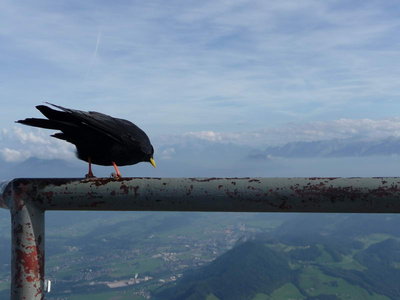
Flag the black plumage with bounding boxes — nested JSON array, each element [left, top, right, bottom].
[[16, 103, 156, 178]]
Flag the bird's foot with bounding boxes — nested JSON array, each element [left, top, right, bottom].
[[85, 173, 97, 179], [111, 172, 122, 179]]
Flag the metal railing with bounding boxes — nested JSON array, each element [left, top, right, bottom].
[[1, 176, 400, 299]]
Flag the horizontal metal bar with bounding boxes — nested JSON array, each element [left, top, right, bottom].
[[2, 177, 400, 213]]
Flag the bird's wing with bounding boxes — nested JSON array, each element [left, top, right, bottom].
[[45, 103, 148, 146]]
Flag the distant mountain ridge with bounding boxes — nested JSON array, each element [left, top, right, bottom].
[[2, 136, 400, 179], [252, 136, 400, 158]]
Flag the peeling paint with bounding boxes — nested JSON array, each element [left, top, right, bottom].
[[120, 184, 129, 194], [133, 186, 140, 197]]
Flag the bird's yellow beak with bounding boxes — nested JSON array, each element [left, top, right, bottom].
[[149, 157, 157, 168]]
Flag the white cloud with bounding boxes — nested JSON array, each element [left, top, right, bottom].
[[12, 127, 49, 144], [0, 148, 30, 162], [184, 131, 225, 142], [0, 127, 75, 162], [159, 147, 176, 160]]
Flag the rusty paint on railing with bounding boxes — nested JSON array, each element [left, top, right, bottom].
[[3, 177, 400, 213]]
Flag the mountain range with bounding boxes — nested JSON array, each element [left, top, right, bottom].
[[252, 136, 400, 159], [2, 135, 400, 180]]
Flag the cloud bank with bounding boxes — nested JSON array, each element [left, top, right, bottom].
[[0, 127, 75, 162], [2, 117, 400, 163], [161, 118, 400, 147]]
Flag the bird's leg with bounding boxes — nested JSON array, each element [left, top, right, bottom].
[[85, 157, 96, 178], [112, 161, 122, 178]]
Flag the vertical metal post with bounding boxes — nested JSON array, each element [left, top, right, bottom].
[[10, 186, 45, 300]]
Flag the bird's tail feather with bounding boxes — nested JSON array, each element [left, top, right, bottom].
[[51, 132, 68, 141], [15, 118, 61, 130], [36, 105, 70, 122]]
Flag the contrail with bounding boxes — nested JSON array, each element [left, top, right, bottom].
[[84, 29, 102, 81], [93, 29, 102, 61]]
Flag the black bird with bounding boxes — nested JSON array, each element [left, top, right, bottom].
[[16, 103, 156, 178]]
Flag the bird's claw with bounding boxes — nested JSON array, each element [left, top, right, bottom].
[[111, 172, 122, 179], [85, 173, 97, 179]]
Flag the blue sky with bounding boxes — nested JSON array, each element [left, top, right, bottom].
[[1, 0, 400, 163]]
